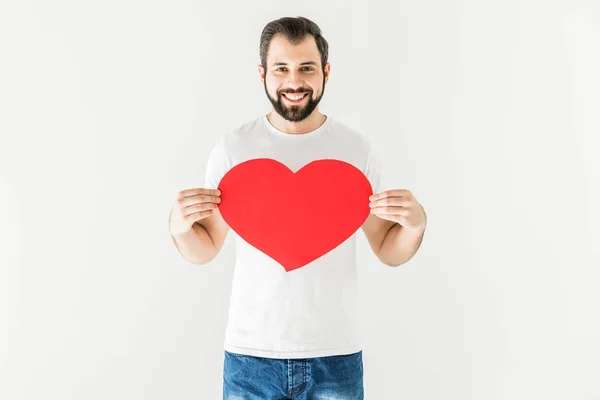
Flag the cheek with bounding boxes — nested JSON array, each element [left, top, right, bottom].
[[310, 79, 323, 93], [266, 79, 282, 95]]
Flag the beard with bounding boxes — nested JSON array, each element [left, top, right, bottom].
[[264, 77, 326, 122]]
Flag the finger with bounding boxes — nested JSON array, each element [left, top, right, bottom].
[[179, 188, 221, 199], [184, 201, 218, 216], [369, 197, 411, 207], [187, 209, 215, 220], [369, 189, 410, 201], [373, 213, 403, 223], [370, 206, 409, 215], [178, 195, 220, 209], [188, 195, 221, 206]]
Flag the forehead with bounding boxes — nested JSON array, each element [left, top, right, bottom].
[[267, 34, 320, 65]]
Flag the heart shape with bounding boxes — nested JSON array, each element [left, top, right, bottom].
[[217, 158, 373, 272]]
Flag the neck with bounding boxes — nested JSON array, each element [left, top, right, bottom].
[[266, 110, 327, 135]]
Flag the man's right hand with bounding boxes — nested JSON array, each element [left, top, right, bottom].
[[169, 188, 221, 235]]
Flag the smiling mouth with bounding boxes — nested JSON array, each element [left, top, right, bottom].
[[281, 92, 309, 103]]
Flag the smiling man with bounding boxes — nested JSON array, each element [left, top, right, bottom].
[[262, 33, 327, 126], [169, 16, 427, 400]]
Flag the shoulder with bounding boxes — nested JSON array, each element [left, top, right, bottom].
[[216, 115, 264, 149], [210, 116, 262, 151], [329, 117, 376, 152], [204, 117, 261, 184]]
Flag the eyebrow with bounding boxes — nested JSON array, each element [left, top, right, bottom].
[[272, 61, 318, 66]]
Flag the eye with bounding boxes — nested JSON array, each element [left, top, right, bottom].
[[275, 67, 315, 72]]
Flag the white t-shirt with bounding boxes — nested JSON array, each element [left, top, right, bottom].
[[204, 114, 383, 359]]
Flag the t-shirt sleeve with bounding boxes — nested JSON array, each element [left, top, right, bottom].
[[364, 139, 386, 195], [203, 137, 230, 190]]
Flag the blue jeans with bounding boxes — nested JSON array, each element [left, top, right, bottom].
[[223, 350, 364, 400]]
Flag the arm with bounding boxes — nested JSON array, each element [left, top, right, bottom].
[[362, 189, 427, 267], [377, 220, 426, 266], [170, 208, 230, 265]]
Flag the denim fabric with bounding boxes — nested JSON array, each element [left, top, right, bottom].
[[223, 350, 364, 400]]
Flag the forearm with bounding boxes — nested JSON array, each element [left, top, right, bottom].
[[378, 223, 426, 267], [171, 222, 217, 265]]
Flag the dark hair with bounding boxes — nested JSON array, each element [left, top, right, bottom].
[[259, 16, 329, 71]]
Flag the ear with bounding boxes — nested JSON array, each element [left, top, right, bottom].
[[258, 64, 265, 83], [324, 62, 330, 84]]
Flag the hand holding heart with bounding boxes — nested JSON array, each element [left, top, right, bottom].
[[215, 157, 426, 271], [369, 189, 427, 231]]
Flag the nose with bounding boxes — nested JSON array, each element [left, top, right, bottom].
[[286, 70, 304, 88]]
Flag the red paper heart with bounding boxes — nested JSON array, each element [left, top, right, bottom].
[[217, 158, 373, 272]]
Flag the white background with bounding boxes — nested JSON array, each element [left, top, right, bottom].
[[1, 0, 599, 399]]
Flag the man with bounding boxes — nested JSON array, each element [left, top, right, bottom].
[[169, 16, 427, 400]]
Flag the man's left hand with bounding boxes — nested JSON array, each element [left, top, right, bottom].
[[369, 189, 427, 231]]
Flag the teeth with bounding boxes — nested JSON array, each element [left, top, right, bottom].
[[284, 93, 307, 100]]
